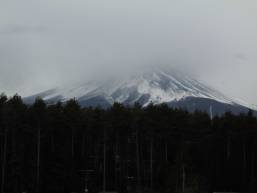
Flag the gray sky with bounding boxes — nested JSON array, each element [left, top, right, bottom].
[[0, 0, 257, 106]]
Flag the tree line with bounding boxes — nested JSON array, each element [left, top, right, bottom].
[[0, 94, 257, 193]]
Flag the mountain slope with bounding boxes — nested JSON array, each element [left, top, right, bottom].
[[24, 69, 256, 115]]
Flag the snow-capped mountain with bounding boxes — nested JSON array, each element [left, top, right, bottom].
[[24, 69, 256, 115]]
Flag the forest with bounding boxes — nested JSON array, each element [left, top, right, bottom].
[[0, 94, 257, 193]]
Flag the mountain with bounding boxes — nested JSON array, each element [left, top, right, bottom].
[[24, 69, 256, 115]]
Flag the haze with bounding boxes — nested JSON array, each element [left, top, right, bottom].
[[0, 0, 257, 106]]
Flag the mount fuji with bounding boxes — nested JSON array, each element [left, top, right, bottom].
[[24, 68, 256, 115]]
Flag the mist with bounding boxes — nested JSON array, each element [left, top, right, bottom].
[[0, 0, 257, 105]]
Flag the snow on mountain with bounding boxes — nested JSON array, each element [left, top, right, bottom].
[[24, 68, 255, 114]]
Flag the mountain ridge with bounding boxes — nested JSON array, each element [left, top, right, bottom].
[[24, 69, 256, 115]]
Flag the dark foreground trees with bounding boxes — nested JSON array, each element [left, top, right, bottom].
[[0, 94, 257, 193]]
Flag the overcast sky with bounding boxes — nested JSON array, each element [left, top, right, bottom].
[[0, 0, 257, 106]]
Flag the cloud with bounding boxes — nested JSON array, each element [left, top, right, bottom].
[[0, 25, 46, 35], [0, 0, 257, 105]]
